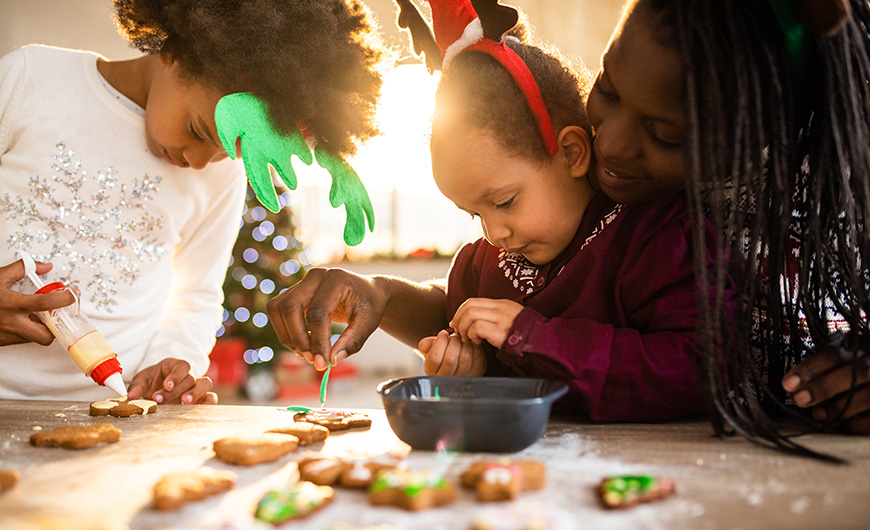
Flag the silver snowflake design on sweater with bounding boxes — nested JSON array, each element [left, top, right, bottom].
[[1, 142, 166, 311], [498, 250, 539, 294]]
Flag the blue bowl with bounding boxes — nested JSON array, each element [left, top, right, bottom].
[[377, 376, 568, 453]]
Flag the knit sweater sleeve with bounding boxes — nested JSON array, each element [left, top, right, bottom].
[[0, 48, 26, 157], [135, 169, 246, 377], [497, 214, 709, 422]]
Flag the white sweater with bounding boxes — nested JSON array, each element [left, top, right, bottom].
[[0, 45, 246, 400]]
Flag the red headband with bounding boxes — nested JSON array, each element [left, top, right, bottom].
[[425, 0, 559, 156]]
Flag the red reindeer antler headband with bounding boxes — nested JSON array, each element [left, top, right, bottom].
[[396, 0, 559, 156]]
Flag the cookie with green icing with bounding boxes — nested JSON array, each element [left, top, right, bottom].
[[255, 481, 334, 523], [598, 475, 675, 509], [369, 468, 457, 511]]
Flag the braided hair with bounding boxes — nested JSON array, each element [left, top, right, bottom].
[[638, 0, 870, 460], [112, 0, 388, 157]]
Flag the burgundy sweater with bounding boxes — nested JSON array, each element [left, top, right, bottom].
[[445, 192, 719, 422]]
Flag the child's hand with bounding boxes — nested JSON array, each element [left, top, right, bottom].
[[127, 358, 218, 405], [450, 298, 523, 349], [0, 260, 75, 347], [782, 345, 870, 433], [420, 330, 486, 376]]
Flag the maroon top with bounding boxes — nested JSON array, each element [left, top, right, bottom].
[[446, 192, 721, 422]]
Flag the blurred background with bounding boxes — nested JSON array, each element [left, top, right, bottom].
[[0, 0, 625, 405]]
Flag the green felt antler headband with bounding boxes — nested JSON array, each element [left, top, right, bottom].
[[214, 93, 375, 246]]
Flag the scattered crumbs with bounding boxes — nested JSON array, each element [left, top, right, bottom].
[[719, 453, 726, 460], [54, 413, 65, 417], [689, 503, 706, 517], [32, 426, 42, 431], [746, 491, 763, 506], [695, 458, 704, 466], [791, 496, 810, 514], [766, 478, 786, 495]]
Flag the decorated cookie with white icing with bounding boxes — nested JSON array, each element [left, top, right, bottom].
[[89, 397, 157, 417]]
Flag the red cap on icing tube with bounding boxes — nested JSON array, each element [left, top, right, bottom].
[[35, 282, 66, 294], [90, 357, 122, 385]]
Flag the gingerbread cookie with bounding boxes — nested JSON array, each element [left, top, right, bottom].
[[213, 433, 299, 465], [460, 460, 546, 502], [293, 410, 371, 431], [0, 469, 19, 494], [266, 422, 329, 445], [255, 481, 334, 524], [152, 468, 236, 510], [90, 397, 157, 417], [369, 468, 457, 511], [30, 423, 121, 449], [598, 475, 675, 509], [298, 456, 397, 489]]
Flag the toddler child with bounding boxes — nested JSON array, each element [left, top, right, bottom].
[[0, 0, 386, 403], [267, 0, 728, 423]]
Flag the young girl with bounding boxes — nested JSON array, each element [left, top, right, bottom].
[[586, 0, 870, 449], [267, 0, 727, 422], [0, 0, 386, 403]]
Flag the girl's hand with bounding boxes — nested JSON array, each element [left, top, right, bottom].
[[450, 298, 523, 349], [0, 260, 75, 346], [266, 267, 386, 371], [419, 330, 486, 376], [127, 358, 217, 405], [782, 345, 870, 433]]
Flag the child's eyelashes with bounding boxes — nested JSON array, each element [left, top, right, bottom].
[[495, 197, 515, 209], [188, 121, 205, 142]]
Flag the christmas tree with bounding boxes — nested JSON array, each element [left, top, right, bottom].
[[218, 185, 309, 374]]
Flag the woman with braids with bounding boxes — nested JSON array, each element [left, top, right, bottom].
[[267, 0, 727, 422], [0, 0, 386, 403], [585, 0, 870, 454]]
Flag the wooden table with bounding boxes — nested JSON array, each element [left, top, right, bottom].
[[0, 400, 868, 530]]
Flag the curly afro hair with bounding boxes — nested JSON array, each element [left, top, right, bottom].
[[112, 0, 388, 157]]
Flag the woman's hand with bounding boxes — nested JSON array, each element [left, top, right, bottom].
[[127, 358, 217, 404], [418, 330, 487, 376], [450, 298, 523, 349], [0, 260, 75, 346], [782, 345, 870, 433], [266, 267, 387, 370]]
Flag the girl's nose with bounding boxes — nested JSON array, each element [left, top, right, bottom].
[[481, 217, 510, 248], [185, 146, 228, 170]]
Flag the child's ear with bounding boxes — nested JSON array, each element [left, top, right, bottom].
[[556, 126, 592, 178], [157, 51, 175, 66]]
